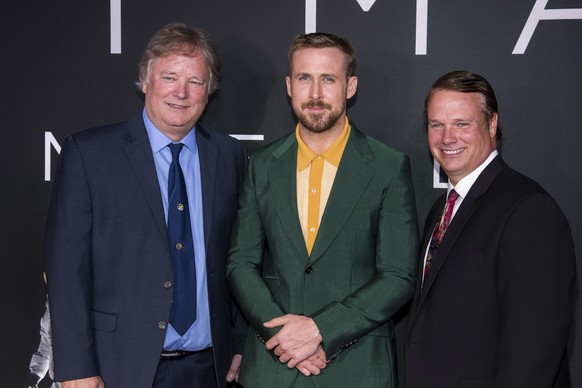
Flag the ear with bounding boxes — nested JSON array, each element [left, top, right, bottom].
[[488, 112, 498, 139], [346, 76, 358, 99], [141, 80, 147, 94], [285, 76, 292, 98]]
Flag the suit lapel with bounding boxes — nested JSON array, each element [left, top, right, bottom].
[[267, 126, 376, 264], [408, 197, 443, 318], [418, 196, 476, 299], [410, 156, 508, 318], [196, 124, 218, 250], [308, 126, 375, 265], [123, 116, 168, 246], [268, 134, 308, 258]]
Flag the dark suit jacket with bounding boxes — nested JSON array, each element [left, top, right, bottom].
[[45, 115, 248, 388], [406, 156, 575, 388], [227, 124, 419, 388]]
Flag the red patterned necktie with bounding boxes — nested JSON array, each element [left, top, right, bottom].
[[423, 189, 459, 280]]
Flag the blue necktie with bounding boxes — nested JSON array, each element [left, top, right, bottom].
[[167, 143, 197, 335]]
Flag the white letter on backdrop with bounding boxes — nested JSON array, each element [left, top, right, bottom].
[[45, 132, 62, 182], [514, 0, 582, 54], [111, 0, 121, 54]]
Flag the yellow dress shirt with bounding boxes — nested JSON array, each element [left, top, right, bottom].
[[296, 119, 351, 255]]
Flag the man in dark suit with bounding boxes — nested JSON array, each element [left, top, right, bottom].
[[406, 70, 576, 387], [226, 32, 419, 387], [45, 23, 247, 388]]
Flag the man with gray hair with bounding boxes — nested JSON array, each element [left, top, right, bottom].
[[46, 22, 247, 388]]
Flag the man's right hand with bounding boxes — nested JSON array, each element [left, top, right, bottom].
[[61, 376, 104, 388], [295, 345, 327, 376]]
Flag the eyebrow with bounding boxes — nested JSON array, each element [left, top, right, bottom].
[[160, 71, 206, 81], [295, 72, 338, 78]]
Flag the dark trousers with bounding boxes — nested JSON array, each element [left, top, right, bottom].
[[153, 348, 217, 388]]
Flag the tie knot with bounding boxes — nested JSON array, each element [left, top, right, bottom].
[[447, 189, 459, 205], [169, 143, 184, 160]]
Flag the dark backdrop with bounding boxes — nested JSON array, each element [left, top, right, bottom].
[[2, 0, 581, 386]]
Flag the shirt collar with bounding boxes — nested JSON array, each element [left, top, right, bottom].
[[142, 108, 198, 154], [449, 149, 499, 198], [296, 118, 351, 171]]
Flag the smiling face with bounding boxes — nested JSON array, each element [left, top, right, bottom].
[[427, 89, 498, 185], [141, 53, 210, 141], [286, 47, 357, 136]]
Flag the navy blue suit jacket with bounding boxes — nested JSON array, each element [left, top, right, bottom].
[[46, 115, 247, 387]]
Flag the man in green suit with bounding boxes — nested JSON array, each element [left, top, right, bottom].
[[226, 32, 419, 387]]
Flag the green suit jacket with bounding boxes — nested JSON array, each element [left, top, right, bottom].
[[227, 124, 419, 388]]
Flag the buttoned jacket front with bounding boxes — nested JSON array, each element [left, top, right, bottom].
[[46, 115, 248, 388], [227, 124, 419, 388]]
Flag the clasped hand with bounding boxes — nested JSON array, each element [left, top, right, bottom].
[[264, 314, 327, 376]]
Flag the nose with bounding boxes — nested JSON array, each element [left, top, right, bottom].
[[442, 124, 457, 144], [172, 80, 188, 99], [310, 80, 322, 100]]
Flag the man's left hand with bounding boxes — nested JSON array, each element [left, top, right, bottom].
[[226, 354, 242, 383], [264, 314, 322, 368]]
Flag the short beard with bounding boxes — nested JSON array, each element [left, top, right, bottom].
[[298, 101, 343, 134]]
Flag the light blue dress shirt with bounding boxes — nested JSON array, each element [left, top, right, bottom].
[[142, 109, 212, 351]]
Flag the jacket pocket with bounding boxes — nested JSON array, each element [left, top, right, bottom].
[[91, 310, 118, 332], [367, 321, 394, 338], [263, 275, 279, 295]]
